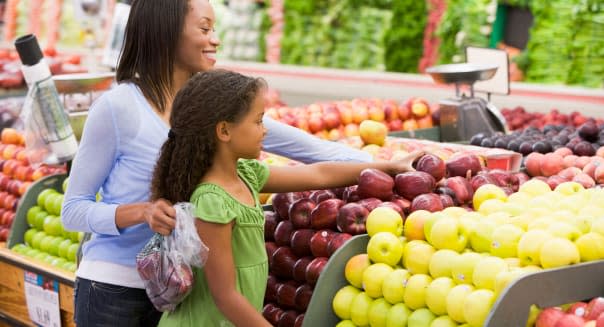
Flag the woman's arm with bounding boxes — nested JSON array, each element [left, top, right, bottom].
[[196, 219, 271, 327], [261, 151, 423, 194], [262, 116, 373, 164]]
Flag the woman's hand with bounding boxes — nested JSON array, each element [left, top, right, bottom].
[[144, 199, 176, 235], [390, 150, 426, 175]]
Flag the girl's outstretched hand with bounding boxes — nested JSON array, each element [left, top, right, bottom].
[[390, 150, 426, 174], [144, 199, 176, 236]]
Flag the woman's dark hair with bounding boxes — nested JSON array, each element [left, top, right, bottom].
[[116, 0, 190, 113], [151, 69, 267, 202]]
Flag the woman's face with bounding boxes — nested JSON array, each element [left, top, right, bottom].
[[175, 0, 220, 75]]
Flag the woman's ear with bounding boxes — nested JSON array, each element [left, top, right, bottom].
[[216, 121, 230, 142]]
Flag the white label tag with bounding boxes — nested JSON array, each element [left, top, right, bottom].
[[23, 271, 61, 327]]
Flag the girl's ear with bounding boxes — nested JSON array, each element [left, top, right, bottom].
[[216, 121, 230, 142]]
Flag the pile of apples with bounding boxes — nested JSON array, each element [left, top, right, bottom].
[[10, 180, 81, 272], [536, 297, 604, 327], [525, 147, 604, 189], [265, 97, 438, 141], [0, 128, 64, 242], [331, 180, 604, 327], [502, 107, 603, 131]]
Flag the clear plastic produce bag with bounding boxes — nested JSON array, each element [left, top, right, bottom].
[[136, 203, 209, 312]]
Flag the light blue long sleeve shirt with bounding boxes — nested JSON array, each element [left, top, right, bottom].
[[61, 82, 371, 281]]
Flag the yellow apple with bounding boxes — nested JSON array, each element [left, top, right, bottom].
[[404, 210, 432, 241], [575, 232, 604, 262], [540, 237, 580, 269], [431, 315, 460, 327], [335, 320, 355, 327], [577, 205, 604, 218], [403, 273, 432, 310], [350, 292, 374, 326], [517, 230, 553, 266], [508, 214, 533, 231], [591, 217, 604, 236], [407, 308, 436, 327], [386, 303, 411, 327], [526, 305, 541, 327], [424, 212, 446, 244], [459, 211, 484, 221], [555, 181, 584, 195], [472, 256, 509, 290], [490, 224, 524, 258], [477, 199, 507, 215], [549, 210, 576, 222], [501, 202, 524, 216], [519, 179, 551, 197], [507, 191, 531, 204], [345, 254, 371, 289], [504, 257, 521, 268], [527, 217, 555, 231], [557, 195, 588, 213], [528, 195, 556, 211], [486, 212, 511, 225], [333, 285, 362, 320], [520, 265, 542, 274], [382, 268, 410, 305], [469, 220, 497, 253], [430, 218, 469, 252], [425, 277, 455, 315], [368, 298, 392, 327], [403, 240, 435, 275], [367, 207, 404, 237], [463, 289, 495, 327], [363, 263, 394, 298], [367, 232, 404, 266], [473, 184, 508, 212], [429, 249, 460, 278], [360, 120, 388, 146], [451, 252, 482, 285], [446, 284, 475, 323], [563, 214, 593, 234], [547, 222, 583, 241], [442, 206, 468, 219]]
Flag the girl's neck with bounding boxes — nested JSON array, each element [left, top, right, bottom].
[[203, 154, 240, 185]]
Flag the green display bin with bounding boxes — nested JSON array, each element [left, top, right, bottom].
[[388, 127, 441, 142]]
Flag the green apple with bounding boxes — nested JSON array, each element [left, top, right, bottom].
[[407, 308, 436, 327], [429, 218, 468, 252], [335, 320, 355, 327], [517, 230, 553, 266], [368, 298, 392, 327], [367, 232, 404, 266], [350, 292, 373, 326], [33, 252, 49, 261], [451, 252, 482, 285], [11, 244, 27, 253], [490, 224, 524, 258], [424, 212, 445, 244], [518, 179, 551, 197], [24, 228, 38, 246], [469, 220, 496, 253], [51, 257, 67, 268], [431, 315, 459, 327], [425, 277, 455, 315], [592, 217, 604, 236], [493, 269, 525, 296], [382, 268, 410, 305], [477, 199, 506, 216], [366, 207, 403, 237], [345, 254, 371, 289], [463, 289, 495, 327], [37, 189, 57, 208], [332, 285, 361, 320], [526, 305, 541, 327], [26, 206, 43, 227], [575, 232, 604, 262], [58, 239, 72, 259], [442, 206, 468, 219], [31, 231, 47, 250], [547, 222, 582, 241], [404, 210, 432, 241], [362, 263, 394, 299], [555, 181, 584, 195], [429, 249, 459, 278], [403, 273, 432, 310], [62, 178, 69, 193], [67, 243, 79, 262], [47, 237, 63, 256], [473, 184, 508, 212], [39, 235, 55, 253], [472, 256, 509, 291], [33, 211, 49, 231], [540, 237, 580, 269], [24, 248, 39, 257], [386, 303, 411, 327], [403, 240, 435, 275]]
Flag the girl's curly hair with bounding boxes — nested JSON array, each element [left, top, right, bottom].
[[151, 69, 266, 203]]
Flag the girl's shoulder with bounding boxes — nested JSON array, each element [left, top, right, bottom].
[[190, 184, 238, 224], [237, 159, 269, 192]]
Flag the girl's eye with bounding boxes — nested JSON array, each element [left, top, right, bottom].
[[201, 28, 211, 33]]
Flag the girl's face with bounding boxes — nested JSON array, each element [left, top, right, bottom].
[[228, 92, 267, 159], [175, 0, 220, 75]]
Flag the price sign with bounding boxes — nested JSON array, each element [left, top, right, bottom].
[[23, 271, 61, 327]]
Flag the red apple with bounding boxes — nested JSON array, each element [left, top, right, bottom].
[[310, 230, 334, 258], [416, 154, 446, 181], [327, 233, 352, 256], [0, 227, 8, 241], [547, 175, 567, 191], [330, 187, 345, 200], [308, 190, 336, 204], [310, 199, 344, 230], [4, 211, 14, 227], [567, 302, 588, 317], [470, 174, 497, 192], [487, 169, 520, 190], [597, 312, 604, 327], [443, 177, 474, 205], [586, 297, 604, 320], [390, 195, 411, 215], [336, 203, 369, 235], [536, 307, 565, 327], [394, 171, 435, 200], [446, 154, 482, 177], [294, 314, 305, 327], [553, 314, 584, 327], [308, 115, 325, 134], [272, 192, 304, 220], [410, 193, 443, 213], [439, 194, 454, 208], [265, 275, 279, 303], [343, 185, 361, 203], [278, 310, 298, 327], [323, 111, 341, 130], [357, 168, 394, 200], [292, 257, 313, 283], [356, 197, 383, 212], [377, 201, 404, 217], [271, 247, 298, 279], [305, 257, 328, 286], [262, 303, 284, 326], [274, 220, 295, 247], [277, 283, 298, 309], [388, 119, 403, 131], [265, 211, 280, 242], [294, 284, 313, 311], [290, 229, 315, 257], [289, 198, 316, 229]]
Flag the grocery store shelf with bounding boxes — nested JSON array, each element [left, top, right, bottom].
[[0, 247, 75, 286], [219, 60, 604, 115]]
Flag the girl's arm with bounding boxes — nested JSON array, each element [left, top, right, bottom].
[[195, 219, 272, 327], [261, 151, 424, 194]]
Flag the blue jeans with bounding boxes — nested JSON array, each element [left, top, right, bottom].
[[74, 277, 162, 327]]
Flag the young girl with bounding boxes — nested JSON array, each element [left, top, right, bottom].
[[151, 70, 423, 327]]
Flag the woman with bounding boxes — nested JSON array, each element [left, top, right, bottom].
[[62, 0, 371, 326]]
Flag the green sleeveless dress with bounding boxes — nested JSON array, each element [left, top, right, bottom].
[[159, 159, 270, 327]]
